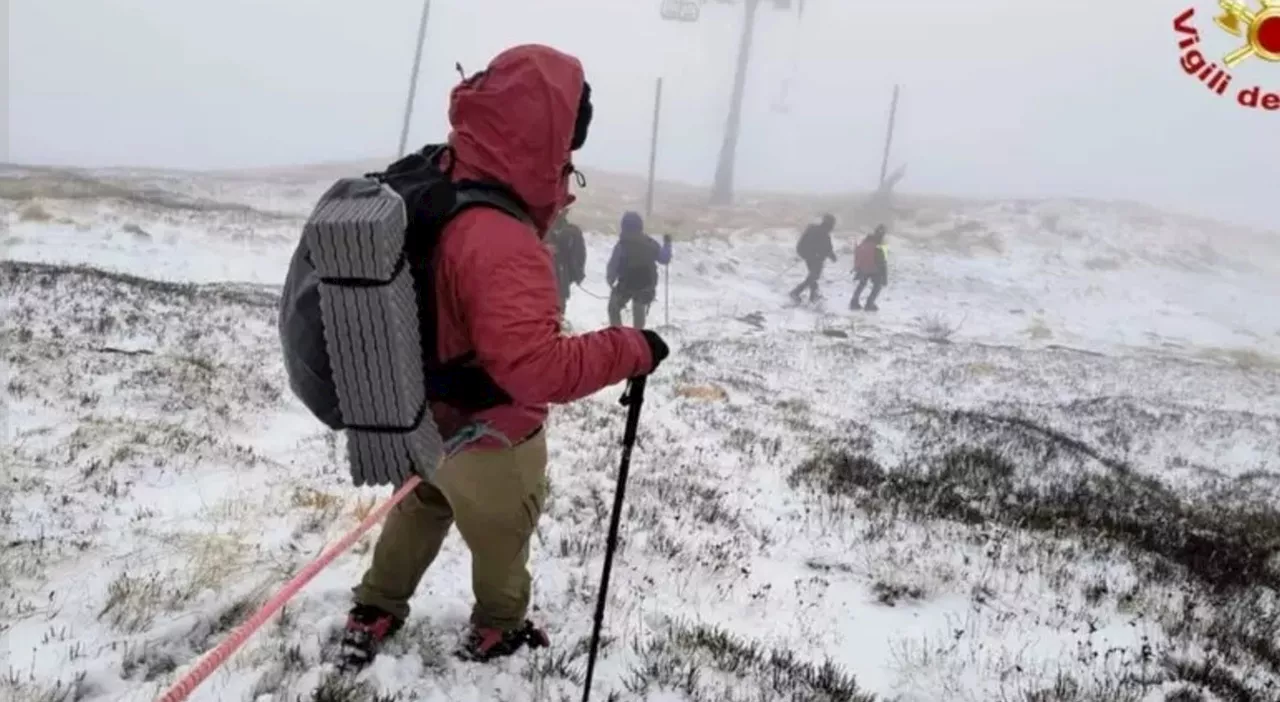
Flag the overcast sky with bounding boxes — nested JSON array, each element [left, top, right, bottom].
[[8, 0, 1278, 229]]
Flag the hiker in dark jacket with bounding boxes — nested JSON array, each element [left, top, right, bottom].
[[547, 209, 587, 313], [790, 213, 837, 303], [851, 225, 889, 311], [606, 211, 672, 328], [342, 44, 669, 670]]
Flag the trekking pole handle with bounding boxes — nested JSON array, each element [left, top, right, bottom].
[[620, 375, 648, 443]]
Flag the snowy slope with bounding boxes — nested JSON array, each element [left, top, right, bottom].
[[3, 165, 1280, 702], [7, 163, 1278, 359]]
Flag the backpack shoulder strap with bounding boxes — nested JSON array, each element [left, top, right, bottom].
[[451, 181, 535, 227]]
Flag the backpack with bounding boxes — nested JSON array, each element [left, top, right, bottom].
[[562, 224, 587, 282], [616, 237, 660, 291], [277, 145, 532, 482], [795, 224, 827, 261], [854, 239, 879, 274], [795, 227, 813, 258]]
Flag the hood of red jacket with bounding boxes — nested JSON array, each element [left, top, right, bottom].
[[447, 45, 583, 236]]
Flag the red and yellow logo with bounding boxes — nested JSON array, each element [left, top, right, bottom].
[[1174, 1, 1280, 110]]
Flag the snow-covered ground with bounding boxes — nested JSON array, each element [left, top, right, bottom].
[[3, 163, 1279, 702]]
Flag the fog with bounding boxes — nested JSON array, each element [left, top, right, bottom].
[[8, 0, 1278, 229]]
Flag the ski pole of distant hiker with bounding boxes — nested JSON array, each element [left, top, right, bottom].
[[581, 375, 648, 702], [664, 264, 670, 327], [154, 477, 423, 702], [771, 259, 799, 284]]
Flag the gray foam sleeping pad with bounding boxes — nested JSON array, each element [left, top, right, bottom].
[[302, 177, 444, 486]]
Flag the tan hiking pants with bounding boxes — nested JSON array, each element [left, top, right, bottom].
[[352, 428, 548, 630]]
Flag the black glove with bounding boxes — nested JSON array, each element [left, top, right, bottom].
[[663, 234, 672, 245], [640, 330, 669, 373]]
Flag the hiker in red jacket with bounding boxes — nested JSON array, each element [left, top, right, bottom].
[[341, 44, 670, 669], [851, 225, 889, 311]]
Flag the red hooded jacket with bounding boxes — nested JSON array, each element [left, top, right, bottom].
[[430, 45, 654, 447]]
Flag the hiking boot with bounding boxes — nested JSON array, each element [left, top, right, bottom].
[[338, 604, 403, 672], [789, 290, 803, 304], [865, 303, 879, 312], [455, 620, 549, 662], [849, 299, 862, 311]]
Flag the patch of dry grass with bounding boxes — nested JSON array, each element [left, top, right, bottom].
[[1193, 346, 1280, 372], [182, 531, 253, 594], [290, 486, 342, 512], [97, 572, 180, 633], [349, 495, 377, 522], [1083, 256, 1125, 271], [674, 384, 730, 402], [1213, 348, 1280, 372], [97, 531, 254, 634], [1026, 316, 1053, 341], [918, 313, 964, 343], [1, 672, 93, 702], [17, 203, 53, 222]]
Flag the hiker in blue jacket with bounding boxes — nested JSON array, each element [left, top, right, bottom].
[[606, 211, 671, 328]]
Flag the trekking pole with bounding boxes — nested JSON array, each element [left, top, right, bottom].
[[574, 283, 610, 301], [581, 375, 648, 702], [663, 265, 670, 327], [156, 476, 423, 702], [770, 259, 800, 285]]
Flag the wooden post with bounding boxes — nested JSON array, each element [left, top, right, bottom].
[[878, 84, 900, 187], [397, 0, 433, 158], [645, 77, 663, 220], [645, 77, 670, 328]]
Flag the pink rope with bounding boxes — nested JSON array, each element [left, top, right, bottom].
[[156, 476, 423, 702]]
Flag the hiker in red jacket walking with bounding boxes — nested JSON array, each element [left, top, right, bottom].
[[340, 44, 670, 670], [851, 225, 889, 311]]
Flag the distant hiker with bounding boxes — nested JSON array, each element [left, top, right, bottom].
[[547, 209, 587, 313], [340, 45, 669, 669], [851, 225, 889, 311], [606, 211, 672, 329], [790, 213, 837, 303]]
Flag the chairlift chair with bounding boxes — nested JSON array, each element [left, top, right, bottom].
[[659, 0, 701, 22], [774, 0, 805, 16]]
